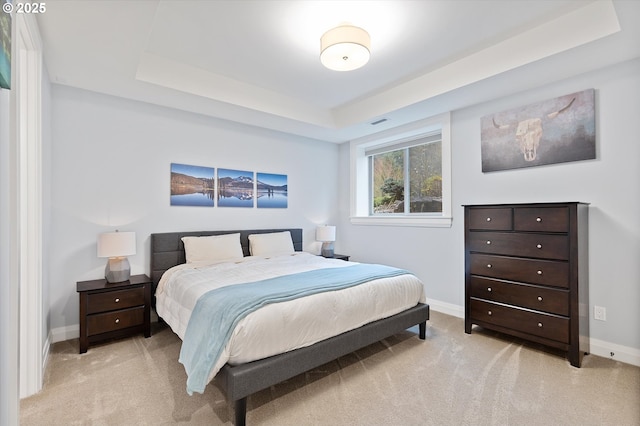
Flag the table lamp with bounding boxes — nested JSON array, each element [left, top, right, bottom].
[[316, 225, 336, 257], [97, 231, 136, 283]]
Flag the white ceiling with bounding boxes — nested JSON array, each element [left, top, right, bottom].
[[36, 0, 640, 143]]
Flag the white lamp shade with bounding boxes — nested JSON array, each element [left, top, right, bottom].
[[97, 231, 136, 258], [320, 25, 370, 71], [316, 226, 336, 242]]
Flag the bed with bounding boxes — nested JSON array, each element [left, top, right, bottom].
[[150, 228, 429, 425]]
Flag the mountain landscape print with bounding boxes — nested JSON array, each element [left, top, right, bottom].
[[0, 1, 10, 89], [257, 173, 288, 208], [170, 163, 215, 206], [217, 168, 255, 207]]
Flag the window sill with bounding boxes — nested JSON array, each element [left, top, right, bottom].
[[350, 215, 453, 228]]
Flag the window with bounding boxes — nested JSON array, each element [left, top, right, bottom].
[[350, 113, 451, 227], [370, 133, 442, 215]]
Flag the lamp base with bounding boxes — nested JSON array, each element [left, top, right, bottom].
[[321, 242, 334, 258], [105, 257, 131, 283]]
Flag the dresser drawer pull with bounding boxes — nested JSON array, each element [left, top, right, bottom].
[[536, 217, 542, 222], [536, 244, 542, 249], [487, 287, 492, 292], [488, 310, 492, 316], [537, 322, 543, 328], [537, 270, 543, 275], [486, 240, 491, 245], [115, 318, 120, 324], [114, 298, 120, 303], [537, 296, 543, 302], [486, 217, 491, 222], [487, 264, 492, 268]]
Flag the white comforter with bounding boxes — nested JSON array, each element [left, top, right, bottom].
[[155, 252, 425, 383]]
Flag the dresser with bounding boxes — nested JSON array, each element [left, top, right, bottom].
[[464, 202, 589, 367], [77, 274, 152, 354]]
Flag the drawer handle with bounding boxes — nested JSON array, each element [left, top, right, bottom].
[[487, 287, 492, 292], [537, 270, 543, 275], [115, 318, 120, 324], [537, 296, 543, 302], [487, 264, 492, 268], [486, 240, 491, 245], [537, 322, 543, 328], [488, 310, 492, 316], [486, 217, 491, 222], [536, 244, 542, 249], [114, 298, 120, 303], [536, 217, 542, 222]]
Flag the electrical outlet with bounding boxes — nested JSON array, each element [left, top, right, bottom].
[[594, 305, 607, 321]]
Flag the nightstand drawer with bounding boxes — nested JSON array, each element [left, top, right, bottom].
[[86, 287, 145, 314], [468, 232, 569, 260], [87, 306, 145, 336], [470, 299, 569, 343], [469, 276, 569, 316], [470, 253, 569, 288], [468, 208, 512, 230]]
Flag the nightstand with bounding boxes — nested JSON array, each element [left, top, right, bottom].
[[77, 274, 152, 354]]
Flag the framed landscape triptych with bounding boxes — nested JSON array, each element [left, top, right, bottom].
[[170, 163, 287, 208], [0, 0, 11, 90]]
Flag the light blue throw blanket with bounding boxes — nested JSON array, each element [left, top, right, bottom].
[[179, 264, 409, 394]]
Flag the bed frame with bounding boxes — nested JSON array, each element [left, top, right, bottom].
[[150, 228, 429, 426]]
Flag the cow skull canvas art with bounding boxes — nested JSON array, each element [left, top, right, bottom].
[[480, 89, 595, 172]]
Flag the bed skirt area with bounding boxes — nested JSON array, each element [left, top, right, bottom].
[[215, 302, 430, 426]]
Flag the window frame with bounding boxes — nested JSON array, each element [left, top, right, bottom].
[[349, 112, 452, 228]]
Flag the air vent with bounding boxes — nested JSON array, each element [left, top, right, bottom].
[[370, 118, 388, 126]]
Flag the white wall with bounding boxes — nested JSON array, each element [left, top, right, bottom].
[[49, 85, 340, 337], [48, 58, 640, 364], [338, 58, 640, 363]]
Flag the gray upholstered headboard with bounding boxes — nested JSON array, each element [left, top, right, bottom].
[[150, 228, 303, 288]]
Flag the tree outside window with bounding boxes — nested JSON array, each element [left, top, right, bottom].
[[371, 140, 442, 214]]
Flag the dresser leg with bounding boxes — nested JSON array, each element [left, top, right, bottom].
[[568, 348, 583, 368]]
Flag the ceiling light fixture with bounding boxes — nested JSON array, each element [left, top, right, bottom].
[[320, 25, 370, 71]]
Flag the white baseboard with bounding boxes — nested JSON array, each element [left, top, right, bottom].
[[426, 298, 640, 367], [426, 298, 464, 318], [589, 337, 640, 367], [42, 333, 51, 372], [50, 324, 79, 344]]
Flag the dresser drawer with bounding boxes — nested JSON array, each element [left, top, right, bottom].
[[86, 287, 145, 314], [470, 253, 569, 288], [514, 207, 569, 233], [468, 232, 569, 260], [470, 299, 569, 343], [87, 306, 145, 336], [469, 276, 569, 316], [468, 208, 512, 230]]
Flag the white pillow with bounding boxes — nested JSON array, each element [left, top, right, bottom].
[[248, 231, 295, 256], [181, 233, 244, 264]]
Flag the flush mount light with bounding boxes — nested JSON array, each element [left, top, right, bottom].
[[320, 25, 371, 71]]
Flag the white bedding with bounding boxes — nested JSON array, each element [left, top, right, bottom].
[[155, 252, 425, 383]]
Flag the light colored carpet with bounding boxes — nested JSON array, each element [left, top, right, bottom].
[[21, 311, 640, 425]]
